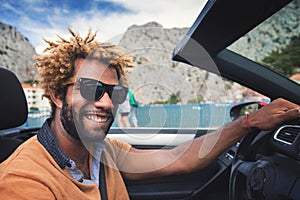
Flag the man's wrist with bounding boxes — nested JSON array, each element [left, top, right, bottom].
[[245, 113, 251, 131], [238, 114, 253, 132]]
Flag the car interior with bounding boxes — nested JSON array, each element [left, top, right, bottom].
[[1, 0, 300, 199]]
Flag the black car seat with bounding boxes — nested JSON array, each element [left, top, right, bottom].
[[0, 67, 28, 162]]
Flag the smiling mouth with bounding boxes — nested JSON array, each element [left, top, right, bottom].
[[85, 113, 109, 123]]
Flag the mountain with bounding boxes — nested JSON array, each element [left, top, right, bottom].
[[118, 22, 225, 105], [228, 1, 300, 62], [0, 22, 38, 82]]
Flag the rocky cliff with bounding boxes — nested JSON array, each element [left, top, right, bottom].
[[119, 22, 200, 104], [118, 22, 227, 105], [229, 1, 300, 61], [0, 22, 38, 82]]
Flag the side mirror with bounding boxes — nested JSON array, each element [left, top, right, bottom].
[[230, 102, 267, 121]]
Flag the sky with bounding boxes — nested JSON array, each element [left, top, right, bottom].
[[0, 0, 207, 54]]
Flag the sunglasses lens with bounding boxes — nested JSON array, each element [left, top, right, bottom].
[[111, 86, 128, 104], [78, 78, 128, 104], [80, 80, 105, 101]]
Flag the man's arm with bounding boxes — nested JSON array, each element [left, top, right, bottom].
[[121, 98, 300, 180]]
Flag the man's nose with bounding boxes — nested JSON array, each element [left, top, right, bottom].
[[94, 92, 113, 109]]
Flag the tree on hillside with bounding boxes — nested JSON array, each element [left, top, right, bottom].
[[261, 35, 300, 77], [150, 92, 181, 105]]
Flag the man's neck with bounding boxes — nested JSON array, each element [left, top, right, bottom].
[[50, 117, 91, 177]]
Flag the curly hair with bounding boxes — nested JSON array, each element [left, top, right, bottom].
[[34, 28, 135, 112]]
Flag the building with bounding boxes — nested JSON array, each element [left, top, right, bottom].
[[21, 84, 50, 111]]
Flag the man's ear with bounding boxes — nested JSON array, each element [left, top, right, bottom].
[[49, 90, 63, 109]]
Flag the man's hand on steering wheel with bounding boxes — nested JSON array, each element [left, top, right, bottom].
[[248, 98, 300, 131]]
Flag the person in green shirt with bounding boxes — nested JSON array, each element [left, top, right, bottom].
[[128, 90, 138, 127]]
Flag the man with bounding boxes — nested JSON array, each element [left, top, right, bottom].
[[0, 29, 299, 200]]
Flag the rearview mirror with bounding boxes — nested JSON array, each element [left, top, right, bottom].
[[230, 102, 267, 121]]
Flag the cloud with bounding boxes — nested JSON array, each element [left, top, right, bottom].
[[2, 2, 23, 16], [1, 0, 207, 54]]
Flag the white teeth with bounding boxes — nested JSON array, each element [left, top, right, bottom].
[[86, 114, 108, 123]]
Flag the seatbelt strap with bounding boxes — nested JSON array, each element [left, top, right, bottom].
[[99, 161, 108, 200]]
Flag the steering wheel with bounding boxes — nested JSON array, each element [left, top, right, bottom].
[[229, 127, 300, 200], [229, 125, 300, 200], [229, 128, 276, 200]]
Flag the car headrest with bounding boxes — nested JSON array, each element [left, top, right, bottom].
[[0, 68, 28, 130]]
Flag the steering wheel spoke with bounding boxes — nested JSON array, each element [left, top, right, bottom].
[[235, 161, 256, 176]]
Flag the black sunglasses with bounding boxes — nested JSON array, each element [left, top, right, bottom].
[[64, 77, 128, 104]]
